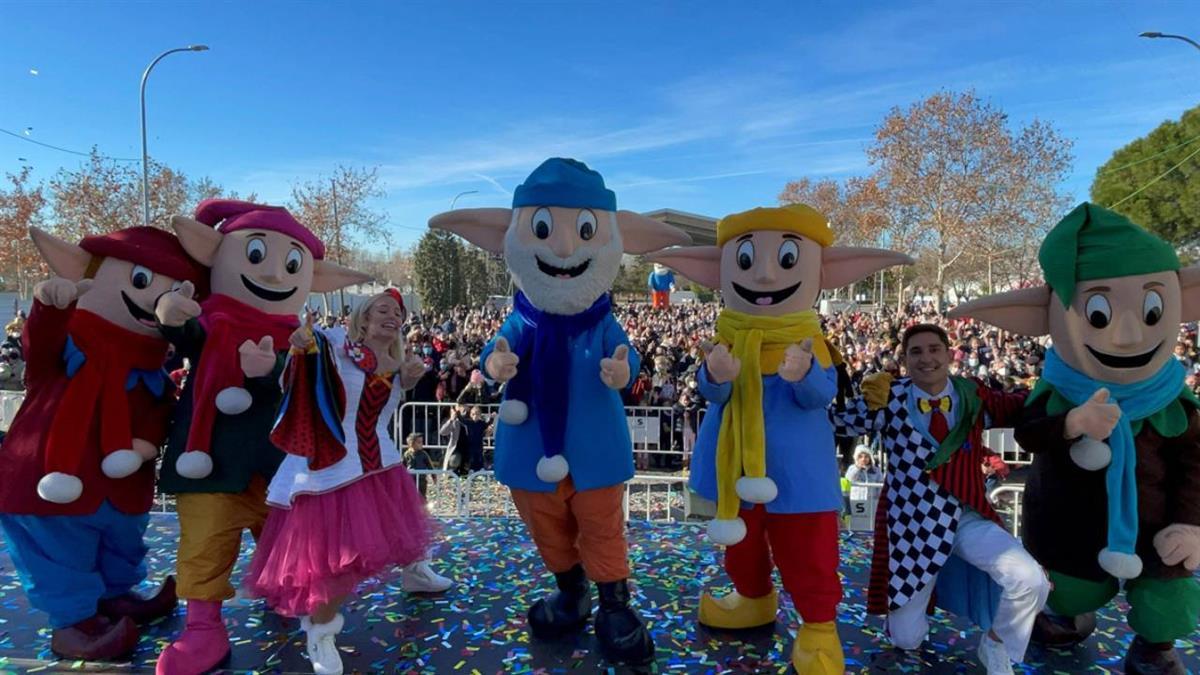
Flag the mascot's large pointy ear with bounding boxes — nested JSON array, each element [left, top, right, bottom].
[[29, 227, 90, 281], [170, 215, 223, 266], [643, 246, 721, 289], [312, 261, 372, 293], [947, 286, 1052, 336], [1179, 266, 1200, 323], [428, 208, 512, 254], [615, 211, 691, 254], [821, 247, 914, 290]]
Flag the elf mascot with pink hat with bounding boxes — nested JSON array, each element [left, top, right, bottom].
[[646, 204, 911, 674], [152, 200, 368, 675], [0, 226, 207, 660], [430, 158, 689, 668]]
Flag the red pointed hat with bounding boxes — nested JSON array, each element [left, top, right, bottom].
[[80, 226, 207, 287], [195, 199, 325, 260]]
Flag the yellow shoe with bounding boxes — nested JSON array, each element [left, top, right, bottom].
[[790, 621, 845, 675], [697, 589, 778, 629]]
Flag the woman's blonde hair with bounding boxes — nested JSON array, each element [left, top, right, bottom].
[[348, 291, 407, 363]]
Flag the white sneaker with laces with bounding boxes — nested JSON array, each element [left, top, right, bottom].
[[977, 634, 1015, 675], [402, 560, 453, 593], [301, 613, 345, 675]]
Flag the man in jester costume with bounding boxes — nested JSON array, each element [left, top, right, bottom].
[[647, 204, 911, 674], [647, 263, 676, 309], [152, 200, 368, 675], [429, 158, 689, 667], [0, 226, 205, 660], [950, 202, 1200, 675]]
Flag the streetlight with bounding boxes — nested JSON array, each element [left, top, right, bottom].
[[450, 190, 478, 209], [140, 44, 209, 225], [1139, 32, 1200, 53]]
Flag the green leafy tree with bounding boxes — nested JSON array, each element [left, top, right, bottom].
[[1091, 104, 1200, 247], [413, 230, 465, 313]]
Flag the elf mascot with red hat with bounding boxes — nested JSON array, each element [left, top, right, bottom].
[[0, 226, 206, 660], [152, 200, 369, 675], [646, 204, 911, 674], [430, 158, 689, 668]]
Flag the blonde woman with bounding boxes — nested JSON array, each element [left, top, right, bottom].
[[244, 290, 447, 675]]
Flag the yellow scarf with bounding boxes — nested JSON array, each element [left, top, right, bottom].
[[713, 308, 831, 522]]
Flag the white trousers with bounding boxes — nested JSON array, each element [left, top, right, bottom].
[[886, 509, 1050, 663]]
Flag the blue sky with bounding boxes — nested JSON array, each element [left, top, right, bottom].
[[1, 1, 1198, 249]]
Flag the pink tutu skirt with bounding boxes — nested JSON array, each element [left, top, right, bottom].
[[244, 464, 435, 617]]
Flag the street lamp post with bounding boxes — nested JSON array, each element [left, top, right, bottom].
[[140, 45, 209, 226], [450, 190, 478, 209], [1139, 32, 1200, 53]]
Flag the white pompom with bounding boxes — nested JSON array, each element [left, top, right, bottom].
[[1098, 548, 1142, 579], [498, 399, 528, 425], [215, 387, 252, 415], [1069, 438, 1112, 471], [37, 472, 83, 504], [176, 451, 214, 479], [735, 476, 778, 504], [707, 517, 747, 546], [536, 455, 569, 483], [101, 449, 143, 479]]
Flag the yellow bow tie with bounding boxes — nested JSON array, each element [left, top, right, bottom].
[[918, 396, 952, 414]]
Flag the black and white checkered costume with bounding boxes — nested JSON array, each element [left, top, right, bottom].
[[831, 378, 961, 610]]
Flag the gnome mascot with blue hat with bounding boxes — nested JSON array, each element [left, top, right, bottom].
[[429, 158, 690, 667], [951, 202, 1200, 675]]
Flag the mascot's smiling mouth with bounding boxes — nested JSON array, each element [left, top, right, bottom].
[[121, 291, 158, 327], [536, 256, 590, 279], [1086, 343, 1161, 369], [241, 275, 297, 302], [732, 281, 801, 306]]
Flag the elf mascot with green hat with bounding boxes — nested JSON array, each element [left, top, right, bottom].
[[646, 204, 912, 675], [950, 202, 1200, 675], [0, 226, 206, 661], [429, 158, 690, 668]]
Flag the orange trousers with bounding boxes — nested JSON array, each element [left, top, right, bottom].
[[510, 477, 630, 582], [651, 291, 670, 308]]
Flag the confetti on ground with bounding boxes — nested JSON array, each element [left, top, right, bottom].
[[0, 516, 1194, 673]]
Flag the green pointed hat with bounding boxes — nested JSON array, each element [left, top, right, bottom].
[[1039, 202, 1180, 307]]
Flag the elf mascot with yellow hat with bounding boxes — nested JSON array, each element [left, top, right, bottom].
[[0, 226, 206, 661], [646, 204, 911, 674], [951, 203, 1200, 675]]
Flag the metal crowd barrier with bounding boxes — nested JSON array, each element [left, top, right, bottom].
[[989, 484, 1026, 537]]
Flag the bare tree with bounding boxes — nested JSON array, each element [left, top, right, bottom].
[[290, 165, 390, 267], [0, 167, 48, 297]]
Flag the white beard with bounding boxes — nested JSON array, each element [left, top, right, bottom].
[[503, 214, 623, 316]]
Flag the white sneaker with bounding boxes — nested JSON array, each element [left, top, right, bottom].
[[301, 613, 345, 675], [401, 560, 453, 593], [977, 634, 1014, 675]]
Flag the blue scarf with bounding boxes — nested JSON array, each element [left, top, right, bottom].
[[506, 291, 613, 460], [1040, 348, 1186, 558]]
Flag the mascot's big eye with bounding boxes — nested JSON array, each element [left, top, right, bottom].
[[531, 208, 553, 240], [285, 248, 303, 274], [1144, 290, 1163, 326], [736, 240, 755, 271], [577, 209, 597, 241], [778, 240, 799, 270], [130, 265, 154, 290], [1085, 294, 1111, 329], [246, 238, 267, 264]]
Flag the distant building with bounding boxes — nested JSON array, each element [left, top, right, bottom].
[[642, 209, 717, 246]]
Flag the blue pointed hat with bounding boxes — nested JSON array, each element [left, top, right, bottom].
[[512, 158, 616, 211]]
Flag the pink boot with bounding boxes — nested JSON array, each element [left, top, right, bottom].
[[155, 600, 230, 675]]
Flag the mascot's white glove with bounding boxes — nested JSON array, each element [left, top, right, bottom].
[[1154, 523, 1200, 570]]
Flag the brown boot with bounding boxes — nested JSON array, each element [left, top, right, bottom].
[[100, 576, 178, 624], [1031, 611, 1096, 648], [1124, 635, 1185, 675], [50, 614, 139, 660]]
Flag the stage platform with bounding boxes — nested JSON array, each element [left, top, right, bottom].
[[0, 516, 1195, 674]]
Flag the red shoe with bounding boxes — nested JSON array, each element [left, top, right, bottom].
[[50, 614, 139, 660], [100, 576, 178, 624], [155, 600, 230, 675]]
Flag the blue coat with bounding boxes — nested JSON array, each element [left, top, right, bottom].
[[689, 362, 841, 514], [481, 311, 640, 493], [647, 270, 675, 291]]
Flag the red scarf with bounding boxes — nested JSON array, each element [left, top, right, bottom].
[[44, 310, 169, 477], [187, 294, 299, 456]]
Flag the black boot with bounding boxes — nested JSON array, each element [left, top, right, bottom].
[[594, 579, 654, 667], [1030, 610, 1097, 648], [1124, 635, 1185, 675], [528, 564, 592, 639]]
